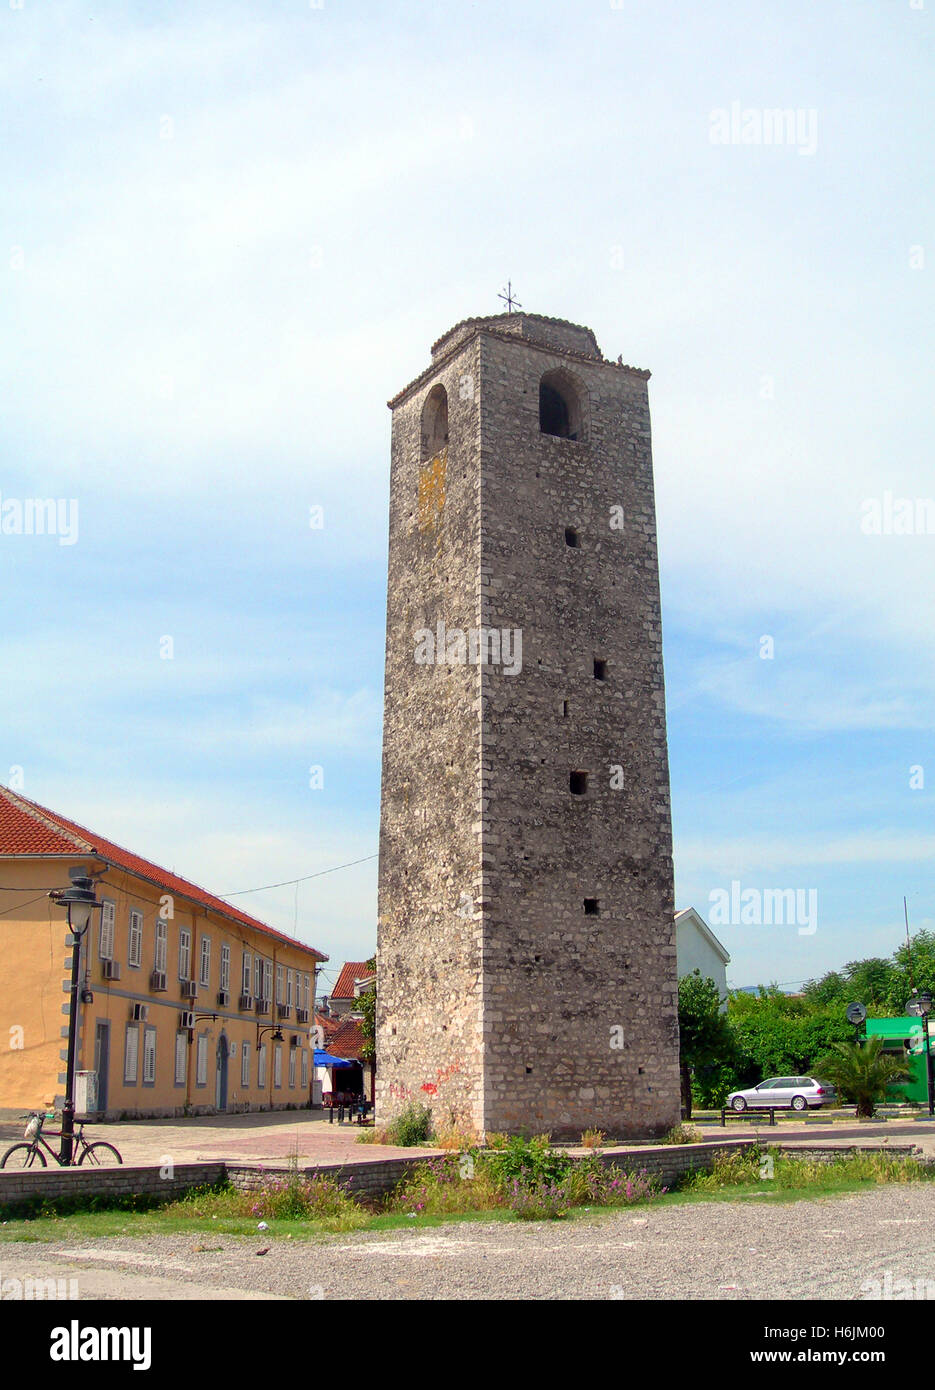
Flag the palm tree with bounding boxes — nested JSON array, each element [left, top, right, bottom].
[[816, 1036, 911, 1118]]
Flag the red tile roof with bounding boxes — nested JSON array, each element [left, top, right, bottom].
[[331, 960, 375, 999], [329, 1017, 368, 1059], [0, 786, 326, 961]]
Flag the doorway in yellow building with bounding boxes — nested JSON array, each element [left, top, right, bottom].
[[93, 1021, 110, 1114], [216, 1034, 229, 1112]]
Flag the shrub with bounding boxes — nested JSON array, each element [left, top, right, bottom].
[[580, 1129, 606, 1150], [388, 1153, 502, 1215], [477, 1135, 572, 1191], [355, 1126, 389, 1144], [507, 1177, 571, 1220], [434, 1121, 480, 1151], [565, 1161, 664, 1207], [385, 1101, 433, 1147], [662, 1123, 705, 1145]]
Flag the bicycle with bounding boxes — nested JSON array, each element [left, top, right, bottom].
[[0, 1111, 123, 1169]]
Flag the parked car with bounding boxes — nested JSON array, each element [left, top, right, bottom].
[[727, 1076, 836, 1112]]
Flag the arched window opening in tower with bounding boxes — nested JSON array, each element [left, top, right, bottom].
[[539, 369, 586, 441], [421, 383, 449, 461]]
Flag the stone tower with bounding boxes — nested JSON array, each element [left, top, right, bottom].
[[376, 311, 681, 1140]]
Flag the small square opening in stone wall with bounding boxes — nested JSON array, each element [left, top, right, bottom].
[[570, 770, 588, 795], [584, 898, 600, 915], [564, 526, 580, 548], [593, 658, 607, 680]]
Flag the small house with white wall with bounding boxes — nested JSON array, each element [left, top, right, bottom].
[[675, 907, 730, 1008]]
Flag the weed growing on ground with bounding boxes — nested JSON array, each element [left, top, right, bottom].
[[662, 1124, 706, 1146], [580, 1129, 606, 1150]]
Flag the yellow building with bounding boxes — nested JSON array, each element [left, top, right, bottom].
[[0, 788, 326, 1118]]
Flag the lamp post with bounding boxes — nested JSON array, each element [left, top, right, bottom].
[[905, 991, 934, 1118], [48, 868, 101, 1165]]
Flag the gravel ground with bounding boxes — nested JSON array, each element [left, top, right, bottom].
[[3, 1185, 935, 1300]]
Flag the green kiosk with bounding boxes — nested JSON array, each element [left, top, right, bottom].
[[866, 1016, 935, 1106]]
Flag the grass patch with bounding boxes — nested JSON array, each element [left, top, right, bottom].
[[674, 1144, 935, 1197], [3, 1143, 932, 1244]]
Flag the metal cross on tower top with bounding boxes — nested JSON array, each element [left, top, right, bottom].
[[498, 281, 522, 314]]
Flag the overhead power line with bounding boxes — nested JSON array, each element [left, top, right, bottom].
[[221, 853, 378, 897]]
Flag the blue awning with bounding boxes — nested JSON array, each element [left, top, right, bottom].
[[314, 1050, 355, 1068]]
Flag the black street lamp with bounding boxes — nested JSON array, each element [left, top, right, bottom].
[[48, 868, 102, 1164], [906, 991, 934, 1118]]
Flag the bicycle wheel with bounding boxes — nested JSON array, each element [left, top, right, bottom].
[[1, 1143, 47, 1170], [77, 1141, 122, 1167]]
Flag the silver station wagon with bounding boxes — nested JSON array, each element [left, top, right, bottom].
[[727, 1076, 835, 1112]]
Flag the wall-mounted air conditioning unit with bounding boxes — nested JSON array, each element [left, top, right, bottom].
[[149, 970, 167, 992], [239, 994, 254, 1012], [179, 1010, 195, 1031], [102, 960, 121, 981], [181, 980, 197, 1000], [217, 989, 230, 1008], [130, 1003, 149, 1022]]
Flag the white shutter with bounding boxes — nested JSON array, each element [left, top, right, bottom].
[[221, 944, 231, 992], [143, 1028, 156, 1084], [274, 1044, 282, 1088], [175, 1031, 187, 1084], [301, 1049, 308, 1088], [179, 929, 191, 980], [242, 951, 251, 993], [288, 1046, 296, 1088], [258, 1044, 267, 1088], [155, 920, 168, 973], [196, 1035, 208, 1086], [124, 1024, 139, 1082], [128, 909, 143, 967], [241, 1043, 250, 1087], [100, 901, 116, 960]]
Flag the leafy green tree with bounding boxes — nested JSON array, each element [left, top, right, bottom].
[[885, 930, 935, 1014], [802, 971, 848, 1009], [677, 971, 736, 1118], [816, 1036, 911, 1118], [842, 957, 894, 1008], [728, 986, 852, 1084], [358, 955, 376, 1062]]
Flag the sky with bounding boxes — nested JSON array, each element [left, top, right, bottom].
[[1, 0, 933, 996]]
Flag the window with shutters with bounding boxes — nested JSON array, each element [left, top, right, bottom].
[[220, 944, 231, 993], [142, 1027, 157, 1085], [287, 969, 294, 1008], [274, 1044, 283, 1088], [288, 1045, 296, 1089], [241, 1042, 251, 1088], [264, 960, 272, 1003], [301, 1048, 309, 1089], [258, 1044, 267, 1089], [276, 963, 284, 1005], [124, 1024, 139, 1084], [100, 900, 116, 961], [179, 928, 192, 981], [154, 919, 168, 974], [200, 936, 211, 987], [128, 909, 143, 968], [174, 1031, 187, 1085], [254, 957, 262, 1000], [242, 951, 252, 994], [196, 1034, 208, 1087], [303, 973, 311, 1012]]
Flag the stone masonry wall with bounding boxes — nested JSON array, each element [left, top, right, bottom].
[[377, 314, 681, 1139], [477, 329, 681, 1138], [376, 338, 486, 1129]]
